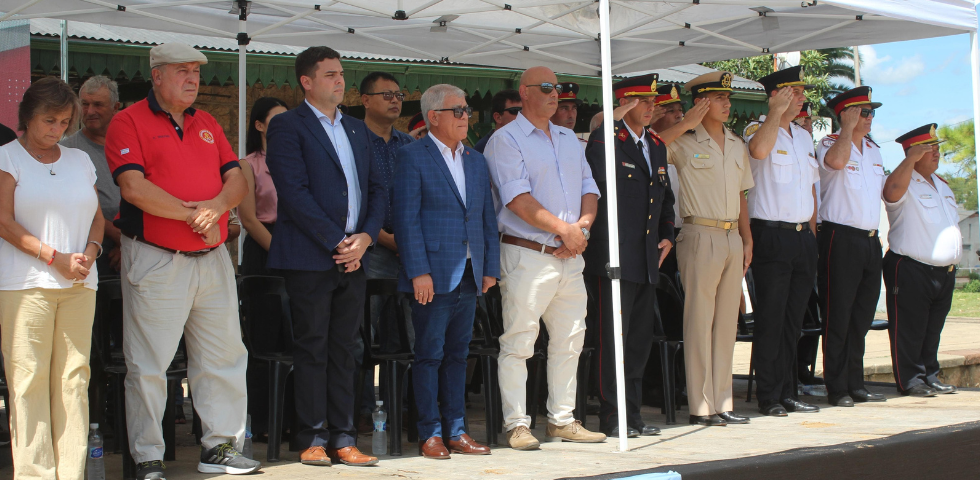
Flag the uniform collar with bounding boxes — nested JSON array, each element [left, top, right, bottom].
[[693, 123, 737, 145], [147, 89, 196, 116], [623, 122, 645, 144]]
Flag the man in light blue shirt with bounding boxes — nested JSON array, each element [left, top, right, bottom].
[[484, 66, 605, 450]]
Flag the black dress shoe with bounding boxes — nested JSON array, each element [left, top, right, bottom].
[[849, 389, 886, 402], [902, 384, 938, 397], [634, 424, 661, 436], [828, 393, 854, 407], [781, 398, 820, 413], [758, 401, 788, 417], [717, 411, 750, 424], [606, 426, 640, 438], [689, 415, 727, 426], [927, 381, 957, 394]]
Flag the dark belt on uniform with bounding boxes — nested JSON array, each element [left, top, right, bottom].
[[751, 219, 810, 232], [500, 234, 557, 254], [889, 252, 956, 273], [818, 221, 877, 238], [123, 232, 217, 257]]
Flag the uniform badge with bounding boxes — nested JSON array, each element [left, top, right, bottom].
[[776, 150, 788, 155], [658, 166, 666, 175], [693, 153, 710, 159], [721, 72, 733, 89], [920, 194, 932, 200], [617, 130, 629, 141], [199, 129, 215, 144], [744, 123, 760, 137], [622, 162, 636, 169], [822, 137, 836, 147]]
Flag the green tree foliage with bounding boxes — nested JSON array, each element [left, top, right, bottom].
[[938, 120, 978, 210]]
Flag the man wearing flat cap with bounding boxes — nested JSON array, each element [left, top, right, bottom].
[[105, 43, 260, 479], [882, 124, 961, 398], [742, 65, 820, 417], [815, 86, 887, 407], [551, 82, 584, 144], [657, 70, 754, 427], [584, 73, 674, 438]]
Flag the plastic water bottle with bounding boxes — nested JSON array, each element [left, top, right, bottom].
[[372, 401, 387, 456], [242, 414, 253, 459], [86, 423, 105, 480]]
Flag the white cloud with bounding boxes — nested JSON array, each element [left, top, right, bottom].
[[857, 45, 926, 85]]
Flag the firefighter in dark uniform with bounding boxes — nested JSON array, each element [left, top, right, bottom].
[[584, 73, 675, 438], [882, 124, 962, 397]]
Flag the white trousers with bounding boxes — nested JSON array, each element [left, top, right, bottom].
[[120, 236, 248, 462], [496, 244, 588, 431]]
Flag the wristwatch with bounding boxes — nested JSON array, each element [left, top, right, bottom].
[[581, 227, 591, 240]]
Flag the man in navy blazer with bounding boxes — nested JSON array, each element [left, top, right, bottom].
[[394, 84, 500, 459], [265, 46, 384, 467]]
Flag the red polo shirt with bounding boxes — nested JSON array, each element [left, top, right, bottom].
[[106, 90, 240, 251]]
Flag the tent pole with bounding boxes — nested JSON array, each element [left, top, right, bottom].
[[598, 0, 628, 453], [972, 32, 980, 216], [238, 2, 249, 266], [60, 20, 68, 82]]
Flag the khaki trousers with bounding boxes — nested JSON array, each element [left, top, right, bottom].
[[120, 237, 248, 462], [0, 285, 95, 480], [497, 244, 588, 430], [676, 224, 743, 416]]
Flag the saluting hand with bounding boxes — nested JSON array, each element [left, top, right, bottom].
[[768, 87, 795, 117], [650, 105, 666, 126], [906, 144, 933, 163], [680, 97, 710, 129], [839, 106, 862, 133], [612, 99, 639, 122]]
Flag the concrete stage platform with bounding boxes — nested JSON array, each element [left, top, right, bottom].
[[3, 382, 972, 480]]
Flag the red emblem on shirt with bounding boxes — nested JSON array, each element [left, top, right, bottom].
[[617, 129, 629, 142], [199, 130, 215, 144]]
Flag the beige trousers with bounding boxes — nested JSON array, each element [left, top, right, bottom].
[[676, 224, 743, 416], [0, 285, 95, 480], [497, 244, 588, 431], [120, 237, 248, 463]]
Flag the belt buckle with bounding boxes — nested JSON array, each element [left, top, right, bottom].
[[868, 229, 877, 237], [948, 265, 955, 273], [722, 221, 733, 230], [795, 223, 802, 232]]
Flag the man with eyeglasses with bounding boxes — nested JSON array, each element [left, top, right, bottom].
[[485, 67, 606, 450], [474, 89, 521, 153], [816, 86, 887, 408], [394, 84, 499, 459], [742, 66, 820, 417]]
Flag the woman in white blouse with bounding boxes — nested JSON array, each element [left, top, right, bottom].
[[0, 77, 105, 479]]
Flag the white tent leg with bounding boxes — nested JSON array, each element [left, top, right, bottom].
[[598, 0, 629, 453], [60, 20, 68, 82], [238, 6, 248, 266], [971, 32, 980, 211]]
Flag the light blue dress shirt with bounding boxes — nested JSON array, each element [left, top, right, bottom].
[[484, 113, 600, 247], [305, 99, 361, 236]]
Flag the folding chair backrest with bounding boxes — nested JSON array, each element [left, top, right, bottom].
[[238, 275, 293, 359]]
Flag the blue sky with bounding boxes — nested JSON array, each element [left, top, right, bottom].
[[855, 33, 974, 174]]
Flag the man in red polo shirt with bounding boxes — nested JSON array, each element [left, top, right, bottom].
[[105, 43, 260, 480]]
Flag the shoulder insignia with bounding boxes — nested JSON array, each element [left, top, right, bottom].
[[821, 136, 837, 147], [864, 135, 880, 148], [827, 134, 839, 139], [617, 129, 629, 142], [743, 123, 760, 138], [647, 129, 664, 146]]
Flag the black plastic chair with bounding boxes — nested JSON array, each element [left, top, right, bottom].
[[654, 272, 685, 425], [799, 288, 824, 384], [739, 269, 757, 402], [470, 291, 503, 446], [94, 279, 186, 479], [237, 275, 294, 462]]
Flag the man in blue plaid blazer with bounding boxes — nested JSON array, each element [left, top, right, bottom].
[[394, 84, 500, 459]]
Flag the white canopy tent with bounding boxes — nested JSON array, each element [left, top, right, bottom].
[[2, 0, 976, 452]]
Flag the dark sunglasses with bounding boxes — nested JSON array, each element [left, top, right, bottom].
[[860, 108, 875, 118], [496, 106, 522, 115], [526, 83, 563, 94], [433, 105, 473, 119], [364, 91, 406, 101]]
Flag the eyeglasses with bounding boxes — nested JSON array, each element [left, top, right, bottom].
[[860, 108, 875, 118], [496, 106, 522, 115], [525, 83, 563, 94], [364, 91, 406, 101], [433, 106, 473, 119]]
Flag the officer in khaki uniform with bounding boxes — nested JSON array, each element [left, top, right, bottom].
[[658, 71, 754, 427], [882, 124, 961, 398]]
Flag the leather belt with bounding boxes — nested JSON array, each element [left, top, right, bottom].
[[124, 233, 217, 257], [819, 221, 877, 238], [890, 252, 955, 273], [683, 216, 738, 230], [500, 234, 557, 254], [751, 219, 810, 232]]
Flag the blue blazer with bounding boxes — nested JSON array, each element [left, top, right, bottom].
[[265, 101, 386, 271], [393, 135, 500, 295]]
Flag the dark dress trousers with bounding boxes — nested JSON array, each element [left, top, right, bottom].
[[583, 121, 675, 432], [265, 101, 385, 449], [393, 135, 500, 440]]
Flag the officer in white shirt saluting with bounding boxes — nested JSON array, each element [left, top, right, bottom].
[[816, 87, 887, 407], [881, 124, 961, 398], [743, 66, 820, 417]]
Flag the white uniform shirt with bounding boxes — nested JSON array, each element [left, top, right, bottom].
[[884, 170, 962, 266], [745, 116, 819, 223], [428, 133, 470, 258], [816, 132, 886, 230], [667, 164, 683, 226]]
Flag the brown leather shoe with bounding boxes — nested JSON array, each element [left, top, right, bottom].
[[299, 446, 332, 466], [446, 433, 490, 455], [419, 436, 451, 459], [326, 446, 378, 466]]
